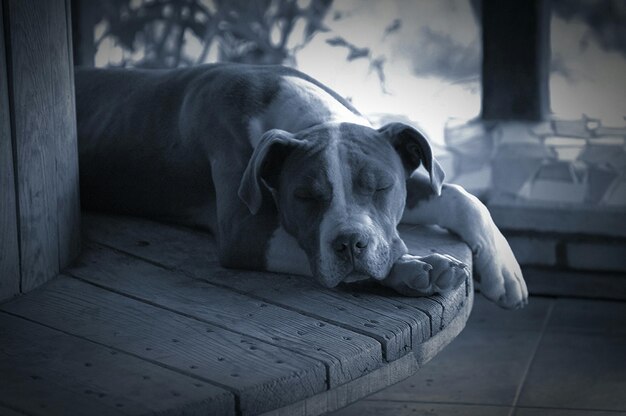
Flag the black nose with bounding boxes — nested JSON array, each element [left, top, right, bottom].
[[332, 232, 370, 262]]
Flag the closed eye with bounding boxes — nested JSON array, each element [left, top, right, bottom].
[[294, 187, 328, 201], [294, 188, 315, 200], [358, 170, 394, 194], [376, 182, 393, 192]]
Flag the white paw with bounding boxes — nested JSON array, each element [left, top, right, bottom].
[[385, 253, 469, 296], [474, 228, 528, 309]]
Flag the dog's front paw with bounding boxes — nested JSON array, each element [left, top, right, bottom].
[[384, 253, 469, 296], [474, 228, 528, 309]]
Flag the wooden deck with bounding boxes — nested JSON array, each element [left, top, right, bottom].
[[0, 213, 473, 416]]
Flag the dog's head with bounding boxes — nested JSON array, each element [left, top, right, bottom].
[[239, 122, 444, 287]]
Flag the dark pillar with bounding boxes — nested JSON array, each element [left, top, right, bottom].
[[71, 0, 100, 67], [481, 0, 551, 121]]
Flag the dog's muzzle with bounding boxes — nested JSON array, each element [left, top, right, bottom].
[[331, 231, 370, 264]]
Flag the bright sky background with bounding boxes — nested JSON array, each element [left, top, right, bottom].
[[293, 0, 481, 144], [294, 0, 626, 142], [550, 15, 626, 126]]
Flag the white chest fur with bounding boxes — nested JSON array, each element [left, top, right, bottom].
[[265, 226, 312, 276]]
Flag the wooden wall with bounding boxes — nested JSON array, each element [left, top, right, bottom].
[[0, 1, 20, 301], [0, 0, 80, 301]]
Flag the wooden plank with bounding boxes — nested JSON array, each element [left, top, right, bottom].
[[84, 214, 472, 360], [411, 280, 473, 366], [431, 280, 470, 329], [336, 283, 442, 339], [56, 0, 81, 269], [67, 242, 384, 388], [0, 0, 21, 302], [82, 212, 221, 267], [334, 285, 431, 344], [263, 353, 419, 416], [0, 312, 234, 416], [84, 214, 472, 361], [1, 276, 326, 415], [83, 214, 438, 350], [83, 214, 419, 361], [265, 290, 473, 416], [5, 0, 61, 291], [201, 269, 414, 361]]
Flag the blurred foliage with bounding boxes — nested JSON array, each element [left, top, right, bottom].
[[76, 0, 393, 91], [84, 0, 334, 67]]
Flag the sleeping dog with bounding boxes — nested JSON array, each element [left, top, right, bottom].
[[75, 63, 527, 309]]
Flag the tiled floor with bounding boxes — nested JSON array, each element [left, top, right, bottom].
[[331, 295, 626, 416]]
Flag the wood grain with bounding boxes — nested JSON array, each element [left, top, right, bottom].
[[265, 287, 473, 416], [55, 0, 81, 270], [412, 279, 473, 366], [68, 242, 384, 388], [1, 214, 474, 415], [1, 276, 327, 415], [264, 352, 419, 416], [6, 0, 59, 291], [82, 212, 221, 267], [83, 214, 473, 362], [394, 224, 473, 333], [0, 311, 234, 416], [4, 0, 80, 292], [4, 0, 83, 292], [0, 0, 20, 302], [83, 214, 415, 361]]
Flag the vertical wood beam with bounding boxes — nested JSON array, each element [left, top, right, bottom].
[[481, 0, 551, 121], [58, 0, 81, 270], [3, 0, 80, 294], [0, 0, 20, 302]]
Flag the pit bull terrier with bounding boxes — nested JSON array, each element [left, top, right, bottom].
[[75, 63, 528, 309]]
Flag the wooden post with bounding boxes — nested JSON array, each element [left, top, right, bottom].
[[0, 0, 80, 300], [481, 0, 551, 121], [0, 1, 20, 301]]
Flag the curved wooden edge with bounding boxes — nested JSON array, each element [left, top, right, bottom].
[[262, 280, 474, 416], [414, 279, 474, 366]]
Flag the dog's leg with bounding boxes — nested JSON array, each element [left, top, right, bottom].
[[401, 171, 528, 309]]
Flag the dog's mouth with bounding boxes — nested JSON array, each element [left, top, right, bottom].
[[311, 261, 374, 288], [313, 262, 390, 288], [309, 232, 397, 288], [342, 271, 371, 283]]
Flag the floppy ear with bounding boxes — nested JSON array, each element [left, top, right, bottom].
[[378, 122, 445, 195], [238, 129, 299, 215]]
